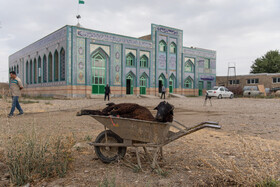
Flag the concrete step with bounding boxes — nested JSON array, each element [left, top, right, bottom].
[[169, 93, 186, 98], [139, 94, 159, 99], [90, 94, 104, 99]]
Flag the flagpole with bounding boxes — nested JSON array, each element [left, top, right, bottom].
[[76, 0, 84, 26], [76, 0, 80, 26]]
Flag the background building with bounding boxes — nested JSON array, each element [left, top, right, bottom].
[[216, 73, 280, 92], [9, 24, 216, 97]]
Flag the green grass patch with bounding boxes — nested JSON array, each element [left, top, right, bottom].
[[22, 95, 55, 100], [256, 178, 280, 187], [20, 100, 39, 104], [84, 135, 92, 141], [45, 101, 52, 105], [185, 95, 199, 97]]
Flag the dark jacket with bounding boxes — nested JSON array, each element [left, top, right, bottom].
[[105, 86, 110, 94]]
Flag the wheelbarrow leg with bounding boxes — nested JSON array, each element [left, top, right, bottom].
[[135, 147, 142, 170], [143, 147, 152, 162], [151, 147, 161, 169], [159, 147, 163, 160]]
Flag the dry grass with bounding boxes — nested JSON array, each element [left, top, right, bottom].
[[1, 97, 280, 186], [199, 136, 280, 186], [5, 130, 75, 186]]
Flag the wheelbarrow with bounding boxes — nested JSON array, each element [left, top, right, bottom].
[[89, 115, 221, 169]]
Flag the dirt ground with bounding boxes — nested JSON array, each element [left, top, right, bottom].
[[0, 96, 280, 186]]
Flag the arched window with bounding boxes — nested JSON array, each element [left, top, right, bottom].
[[184, 60, 194, 72], [140, 55, 148, 68], [26, 61, 29, 84], [205, 59, 211, 69], [34, 58, 37, 84], [60, 48, 66, 81], [17, 65, 19, 74], [92, 53, 106, 94], [54, 50, 59, 81], [38, 56, 41, 83], [170, 42, 176, 54], [159, 40, 166, 52], [48, 52, 53, 82], [43, 55, 47, 83], [30, 60, 33, 84], [140, 76, 147, 87], [184, 77, 193, 89], [14, 66, 16, 74], [126, 53, 135, 67]]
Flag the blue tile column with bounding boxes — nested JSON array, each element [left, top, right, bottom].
[[166, 36, 170, 89], [136, 49, 140, 87]]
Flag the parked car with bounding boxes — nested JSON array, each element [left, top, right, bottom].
[[243, 86, 261, 96], [206, 86, 234, 99]]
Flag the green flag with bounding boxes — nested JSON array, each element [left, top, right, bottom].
[[79, 0, 85, 4]]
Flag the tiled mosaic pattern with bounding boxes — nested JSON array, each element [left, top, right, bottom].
[[76, 37, 85, 84]]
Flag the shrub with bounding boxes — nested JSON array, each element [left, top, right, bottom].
[[256, 178, 280, 187], [227, 86, 243, 96], [6, 133, 74, 186]]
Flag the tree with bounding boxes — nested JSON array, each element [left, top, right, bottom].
[[250, 50, 280, 73]]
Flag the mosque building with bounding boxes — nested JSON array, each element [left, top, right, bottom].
[[9, 24, 216, 97]]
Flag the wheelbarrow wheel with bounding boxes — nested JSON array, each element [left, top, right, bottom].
[[94, 130, 127, 163]]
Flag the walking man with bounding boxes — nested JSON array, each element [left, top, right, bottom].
[[104, 84, 110, 101], [8, 71, 24, 117], [161, 85, 166, 99]]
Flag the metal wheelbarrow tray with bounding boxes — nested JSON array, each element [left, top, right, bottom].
[[89, 115, 221, 169]]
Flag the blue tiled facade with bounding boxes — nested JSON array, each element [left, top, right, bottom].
[[9, 24, 216, 97]]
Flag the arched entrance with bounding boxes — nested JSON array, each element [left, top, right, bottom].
[[126, 73, 134, 94], [92, 53, 106, 94], [169, 78, 173, 93], [140, 75, 147, 95], [169, 74, 175, 93], [198, 81, 204, 96], [158, 74, 166, 93]]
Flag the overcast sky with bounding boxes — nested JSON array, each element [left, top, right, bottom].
[[1, 0, 280, 82]]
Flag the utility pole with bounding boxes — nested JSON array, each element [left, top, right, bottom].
[[227, 62, 237, 87]]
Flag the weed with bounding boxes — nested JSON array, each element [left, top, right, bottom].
[[200, 136, 280, 186], [255, 95, 277, 99], [132, 165, 141, 173], [256, 178, 280, 187], [185, 95, 198, 97], [84, 135, 92, 141], [22, 95, 54, 100], [99, 176, 116, 187], [6, 132, 74, 186], [20, 100, 39, 104], [155, 168, 168, 177], [45, 102, 52, 105]]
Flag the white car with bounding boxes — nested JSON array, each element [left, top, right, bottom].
[[206, 86, 234, 99]]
